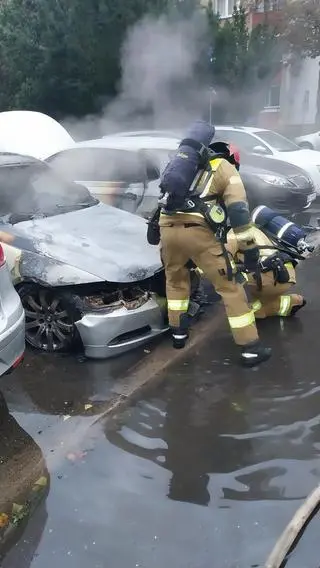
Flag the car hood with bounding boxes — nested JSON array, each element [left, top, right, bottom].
[[0, 111, 74, 160], [8, 203, 162, 283], [257, 150, 320, 191], [272, 148, 320, 166]]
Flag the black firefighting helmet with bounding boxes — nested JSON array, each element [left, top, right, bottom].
[[209, 141, 240, 171]]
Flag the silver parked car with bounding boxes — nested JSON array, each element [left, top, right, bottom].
[[0, 153, 167, 359], [0, 238, 25, 376], [46, 138, 164, 208]]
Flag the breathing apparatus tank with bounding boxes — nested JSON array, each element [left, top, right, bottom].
[[159, 120, 215, 211], [252, 205, 314, 256]]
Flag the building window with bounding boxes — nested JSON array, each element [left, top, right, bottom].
[[212, 0, 239, 18], [265, 84, 280, 108]]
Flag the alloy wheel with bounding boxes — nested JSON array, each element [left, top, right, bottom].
[[23, 289, 74, 352]]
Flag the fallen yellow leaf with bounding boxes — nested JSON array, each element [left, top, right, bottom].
[[34, 476, 48, 488], [0, 513, 9, 528]]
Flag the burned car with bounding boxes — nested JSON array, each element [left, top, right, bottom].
[[0, 153, 169, 358]]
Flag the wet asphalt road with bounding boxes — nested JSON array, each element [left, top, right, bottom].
[[1, 252, 320, 566]]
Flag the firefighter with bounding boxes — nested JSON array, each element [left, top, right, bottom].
[[158, 122, 272, 367], [226, 223, 306, 319]]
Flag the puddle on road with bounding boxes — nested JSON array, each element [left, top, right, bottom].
[[2, 318, 320, 568], [2, 256, 320, 568]]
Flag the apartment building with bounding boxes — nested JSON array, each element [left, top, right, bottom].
[[206, 0, 320, 131]]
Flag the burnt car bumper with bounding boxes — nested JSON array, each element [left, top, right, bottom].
[[75, 292, 168, 359]]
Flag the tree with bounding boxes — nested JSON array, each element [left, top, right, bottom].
[[283, 0, 320, 58], [205, 4, 281, 121], [0, 0, 172, 117]]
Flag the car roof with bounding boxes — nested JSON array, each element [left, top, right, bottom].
[[215, 125, 266, 134], [0, 152, 41, 167], [104, 129, 182, 138], [59, 136, 180, 152]]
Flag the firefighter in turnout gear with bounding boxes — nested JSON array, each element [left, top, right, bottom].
[[158, 123, 272, 367], [226, 225, 306, 319]]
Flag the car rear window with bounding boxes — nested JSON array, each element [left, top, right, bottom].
[[47, 148, 147, 183]]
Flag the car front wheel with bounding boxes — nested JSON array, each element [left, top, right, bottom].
[[19, 284, 80, 353]]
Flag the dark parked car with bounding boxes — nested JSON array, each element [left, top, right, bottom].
[[239, 159, 316, 215], [212, 143, 317, 217]]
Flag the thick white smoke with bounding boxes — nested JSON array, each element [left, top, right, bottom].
[[63, 12, 210, 139]]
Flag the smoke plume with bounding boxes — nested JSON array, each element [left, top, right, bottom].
[[63, 12, 210, 140]]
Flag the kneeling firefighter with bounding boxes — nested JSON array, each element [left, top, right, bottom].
[[147, 120, 272, 368], [227, 206, 312, 318]]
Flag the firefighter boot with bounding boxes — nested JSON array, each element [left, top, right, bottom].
[[290, 297, 306, 316], [171, 314, 189, 349], [171, 328, 189, 349], [240, 341, 272, 368]]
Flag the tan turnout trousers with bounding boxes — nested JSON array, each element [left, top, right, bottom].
[[160, 222, 259, 346], [247, 271, 303, 319], [226, 228, 304, 319]]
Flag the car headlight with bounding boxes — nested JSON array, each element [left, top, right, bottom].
[[255, 173, 291, 187]]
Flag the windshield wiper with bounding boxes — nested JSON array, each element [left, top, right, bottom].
[[55, 200, 97, 212], [9, 211, 47, 224]]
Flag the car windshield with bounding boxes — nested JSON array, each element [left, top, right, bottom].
[[0, 162, 97, 224], [214, 129, 272, 155], [256, 130, 300, 152]]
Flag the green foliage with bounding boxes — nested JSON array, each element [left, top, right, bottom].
[[204, 5, 280, 121], [0, 0, 171, 116], [283, 0, 320, 58], [207, 6, 279, 92], [0, 0, 279, 120]]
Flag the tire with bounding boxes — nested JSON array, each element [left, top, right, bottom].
[[298, 141, 313, 150], [18, 284, 81, 353]]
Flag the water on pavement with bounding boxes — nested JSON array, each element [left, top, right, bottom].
[[1, 256, 320, 568]]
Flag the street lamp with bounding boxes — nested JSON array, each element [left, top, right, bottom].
[[209, 87, 217, 125]]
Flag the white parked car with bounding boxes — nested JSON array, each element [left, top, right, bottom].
[[46, 137, 164, 210], [58, 136, 180, 213], [0, 240, 25, 376], [295, 131, 320, 151], [214, 126, 320, 195], [104, 129, 182, 139]]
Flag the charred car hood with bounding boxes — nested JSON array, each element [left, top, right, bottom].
[[7, 203, 162, 284]]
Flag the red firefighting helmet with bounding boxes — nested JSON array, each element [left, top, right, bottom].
[[228, 143, 240, 171]]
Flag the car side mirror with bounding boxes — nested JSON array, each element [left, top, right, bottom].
[[146, 163, 161, 182], [139, 150, 161, 181], [252, 145, 269, 155]]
